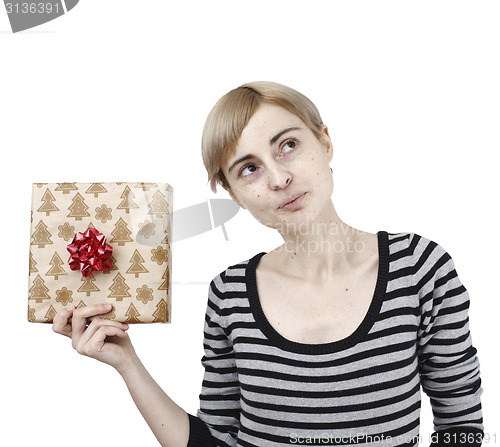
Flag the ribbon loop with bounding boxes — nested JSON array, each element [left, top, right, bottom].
[[67, 227, 113, 277]]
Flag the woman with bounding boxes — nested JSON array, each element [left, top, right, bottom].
[[53, 81, 484, 447]]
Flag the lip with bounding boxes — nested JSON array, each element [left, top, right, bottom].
[[278, 193, 306, 210]]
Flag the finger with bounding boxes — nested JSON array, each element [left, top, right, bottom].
[[78, 318, 129, 348], [53, 306, 75, 337], [92, 325, 129, 353], [71, 303, 113, 346]]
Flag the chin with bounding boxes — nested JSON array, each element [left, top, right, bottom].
[[265, 209, 316, 234]]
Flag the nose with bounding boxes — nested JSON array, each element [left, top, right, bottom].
[[267, 162, 292, 190]]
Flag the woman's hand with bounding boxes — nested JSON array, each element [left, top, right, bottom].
[[53, 303, 137, 375]]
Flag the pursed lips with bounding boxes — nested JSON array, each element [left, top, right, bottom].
[[278, 193, 306, 210]]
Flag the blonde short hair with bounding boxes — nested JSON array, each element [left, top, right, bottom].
[[202, 81, 324, 192]]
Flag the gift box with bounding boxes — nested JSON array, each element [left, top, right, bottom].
[[28, 182, 172, 323]]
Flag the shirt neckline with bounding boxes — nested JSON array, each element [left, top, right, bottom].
[[246, 230, 390, 354]]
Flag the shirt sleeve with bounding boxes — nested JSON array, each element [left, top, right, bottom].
[[187, 278, 241, 447], [416, 239, 484, 446]]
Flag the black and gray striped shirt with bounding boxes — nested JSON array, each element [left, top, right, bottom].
[[188, 231, 483, 446]]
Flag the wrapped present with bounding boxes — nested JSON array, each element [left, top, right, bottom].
[[28, 182, 172, 323]]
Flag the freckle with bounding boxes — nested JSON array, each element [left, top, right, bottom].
[[345, 288, 349, 291], [257, 195, 260, 197]]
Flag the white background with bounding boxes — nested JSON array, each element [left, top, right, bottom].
[[0, 1, 498, 445]]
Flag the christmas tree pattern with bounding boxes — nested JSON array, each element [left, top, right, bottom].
[[126, 250, 149, 278], [135, 183, 157, 191], [29, 182, 172, 324], [161, 232, 169, 245], [125, 303, 142, 323], [108, 273, 131, 301], [29, 275, 50, 303], [103, 255, 118, 275], [45, 305, 57, 323], [76, 300, 87, 310], [148, 190, 169, 218], [46, 252, 67, 280], [78, 273, 100, 296], [158, 266, 170, 291], [37, 188, 59, 216], [136, 285, 154, 304], [31, 220, 53, 248], [86, 183, 107, 198], [55, 287, 73, 306], [110, 217, 133, 246], [29, 252, 38, 274], [55, 183, 78, 194], [117, 186, 139, 214], [67, 193, 90, 221], [153, 299, 169, 323]]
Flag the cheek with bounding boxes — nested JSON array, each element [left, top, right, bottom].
[[242, 192, 276, 221], [305, 157, 334, 199], [235, 187, 264, 209], [305, 155, 331, 183]]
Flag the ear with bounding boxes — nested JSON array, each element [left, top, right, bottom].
[[320, 125, 333, 162], [223, 184, 246, 210]]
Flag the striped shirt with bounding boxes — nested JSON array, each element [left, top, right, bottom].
[[187, 231, 483, 447]]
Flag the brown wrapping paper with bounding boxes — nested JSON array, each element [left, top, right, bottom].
[[28, 182, 172, 323]]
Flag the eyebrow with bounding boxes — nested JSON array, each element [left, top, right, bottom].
[[269, 126, 300, 145], [228, 154, 253, 174], [227, 126, 301, 174]]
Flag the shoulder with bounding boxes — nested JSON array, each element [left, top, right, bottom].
[[204, 252, 264, 325], [386, 230, 453, 266], [207, 252, 265, 300], [384, 230, 460, 292]]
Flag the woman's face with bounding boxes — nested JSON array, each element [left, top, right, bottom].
[[222, 103, 334, 231]]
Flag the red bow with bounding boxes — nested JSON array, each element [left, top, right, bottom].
[[67, 227, 113, 277]]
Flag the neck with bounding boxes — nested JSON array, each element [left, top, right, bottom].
[[272, 201, 372, 281]]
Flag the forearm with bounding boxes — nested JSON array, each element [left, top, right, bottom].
[[119, 357, 189, 447]]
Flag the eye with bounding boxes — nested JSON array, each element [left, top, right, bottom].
[[280, 138, 297, 156], [239, 163, 259, 177]]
